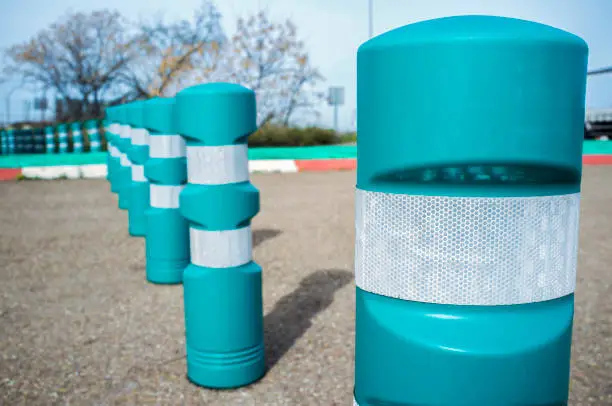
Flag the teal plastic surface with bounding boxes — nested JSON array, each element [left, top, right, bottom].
[[357, 15, 588, 198], [116, 105, 132, 211], [176, 83, 257, 146], [45, 126, 55, 154], [176, 83, 265, 388], [144, 97, 174, 134], [57, 124, 68, 154], [71, 122, 83, 153], [354, 289, 573, 406], [354, 16, 587, 406], [128, 181, 149, 236], [179, 182, 259, 231], [145, 208, 189, 284], [183, 261, 265, 388], [143, 97, 189, 284], [127, 103, 150, 238], [85, 120, 101, 152]]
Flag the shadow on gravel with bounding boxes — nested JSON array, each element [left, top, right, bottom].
[[264, 268, 353, 370], [253, 228, 282, 249]]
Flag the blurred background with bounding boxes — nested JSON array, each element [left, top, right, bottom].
[[0, 0, 610, 136]]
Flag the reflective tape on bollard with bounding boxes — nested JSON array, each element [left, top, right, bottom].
[[354, 190, 580, 306], [189, 226, 252, 269], [150, 184, 184, 209], [186, 145, 249, 185]]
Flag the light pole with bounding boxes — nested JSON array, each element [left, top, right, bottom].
[[368, 0, 373, 38]]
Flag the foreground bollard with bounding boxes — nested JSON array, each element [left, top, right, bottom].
[[57, 124, 68, 154], [86, 120, 101, 152], [144, 97, 189, 284], [178, 83, 265, 388], [45, 126, 55, 154], [127, 101, 150, 237], [116, 105, 132, 210], [71, 122, 83, 153], [353, 16, 587, 406]]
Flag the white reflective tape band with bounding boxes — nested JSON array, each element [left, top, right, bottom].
[[88, 129, 98, 135], [131, 128, 149, 146], [150, 184, 184, 208], [354, 190, 580, 306], [190, 226, 252, 268], [58, 133, 67, 139], [90, 141, 100, 147], [187, 145, 249, 185], [110, 145, 120, 157], [120, 125, 131, 139], [132, 164, 146, 181], [59, 143, 68, 147], [109, 124, 120, 134], [73, 142, 83, 148], [73, 131, 81, 135], [120, 153, 132, 167], [149, 134, 186, 158]]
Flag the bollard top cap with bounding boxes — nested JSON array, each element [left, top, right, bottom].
[[144, 97, 175, 134], [359, 15, 587, 53], [356, 15, 588, 197], [126, 100, 146, 128], [176, 82, 256, 145], [57, 123, 67, 131]]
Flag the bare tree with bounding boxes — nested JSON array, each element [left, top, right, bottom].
[[3, 10, 140, 121], [124, 1, 226, 98], [192, 10, 325, 126]]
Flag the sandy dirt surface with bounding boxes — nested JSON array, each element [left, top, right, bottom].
[[0, 169, 610, 405]]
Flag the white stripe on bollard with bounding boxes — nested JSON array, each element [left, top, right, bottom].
[[189, 226, 252, 268], [110, 145, 120, 157], [354, 190, 581, 306], [132, 164, 146, 181], [186, 145, 249, 185], [131, 128, 149, 145], [120, 153, 132, 167], [149, 135, 186, 158], [90, 141, 101, 148], [150, 184, 184, 209]]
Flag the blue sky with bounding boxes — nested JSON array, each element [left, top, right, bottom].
[[1, 0, 611, 129]]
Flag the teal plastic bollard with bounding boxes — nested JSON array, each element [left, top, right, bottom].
[[115, 104, 132, 211], [126, 101, 150, 237], [177, 83, 265, 389], [353, 16, 587, 406], [7, 129, 14, 154], [71, 122, 83, 153], [57, 124, 68, 154], [143, 97, 189, 284], [85, 120, 101, 152], [44, 126, 55, 154], [1, 130, 6, 155]]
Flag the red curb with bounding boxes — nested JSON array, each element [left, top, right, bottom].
[[583, 155, 612, 165], [295, 158, 357, 172], [0, 168, 22, 181]]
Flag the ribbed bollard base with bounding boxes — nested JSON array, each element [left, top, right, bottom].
[[146, 258, 187, 284], [186, 342, 266, 389]]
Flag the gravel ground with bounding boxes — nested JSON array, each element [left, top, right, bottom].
[[0, 169, 611, 405]]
